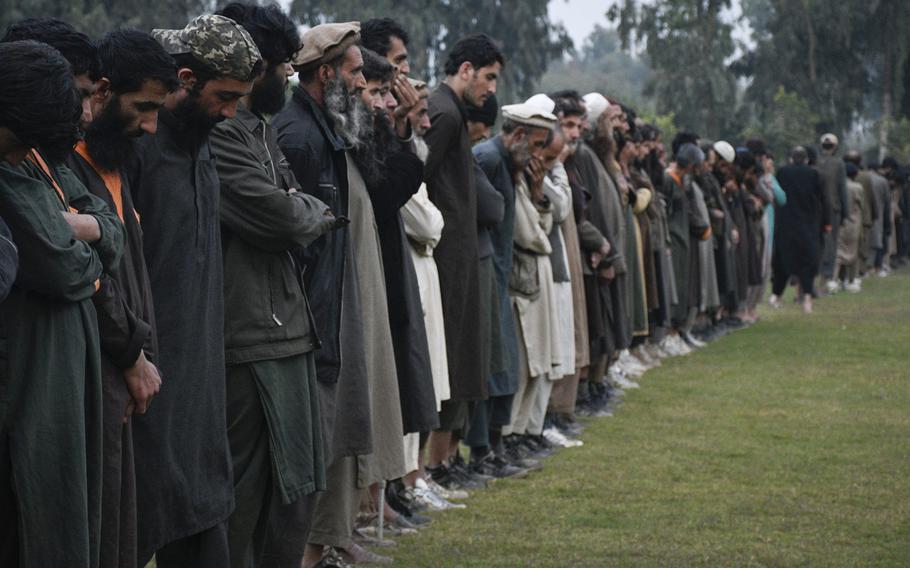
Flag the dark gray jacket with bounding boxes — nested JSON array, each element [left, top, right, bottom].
[[211, 104, 333, 366]]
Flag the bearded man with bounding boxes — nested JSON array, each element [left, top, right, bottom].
[[469, 99, 551, 474], [128, 15, 262, 566], [273, 23, 380, 568], [63, 29, 175, 568]]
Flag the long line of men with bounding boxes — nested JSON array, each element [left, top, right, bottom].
[[0, 5, 908, 568]]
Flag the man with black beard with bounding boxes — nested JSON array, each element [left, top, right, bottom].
[[273, 23, 376, 568], [64, 29, 175, 568], [210, 4, 338, 567], [128, 15, 262, 567]]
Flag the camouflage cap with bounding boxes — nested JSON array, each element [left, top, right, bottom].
[[293, 22, 360, 71], [152, 14, 261, 81]]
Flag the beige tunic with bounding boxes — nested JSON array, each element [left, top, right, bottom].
[[512, 175, 559, 379], [401, 183, 450, 410], [347, 158, 406, 483], [837, 179, 865, 266]]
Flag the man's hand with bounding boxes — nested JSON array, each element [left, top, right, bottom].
[[392, 76, 419, 120], [123, 350, 161, 422], [527, 157, 546, 202], [62, 212, 101, 243], [590, 241, 611, 269], [731, 227, 740, 245], [598, 265, 616, 282]]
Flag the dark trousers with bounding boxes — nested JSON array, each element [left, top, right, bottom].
[[226, 363, 317, 568], [464, 394, 514, 449], [771, 259, 815, 298], [154, 522, 229, 568]]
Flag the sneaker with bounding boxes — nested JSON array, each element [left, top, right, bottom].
[[420, 477, 469, 502], [543, 427, 583, 448], [612, 373, 640, 390], [845, 279, 862, 293], [682, 332, 706, 349], [769, 294, 782, 309], [450, 453, 493, 486], [427, 463, 482, 490], [411, 484, 458, 511], [315, 548, 355, 568], [825, 279, 839, 295], [470, 452, 528, 479]]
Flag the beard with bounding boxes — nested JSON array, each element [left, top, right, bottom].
[[350, 105, 395, 188], [172, 86, 224, 151], [250, 65, 288, 116], [510, 138, 532, 173], [83, 96, 140, 171], [324, 74, 369, 147]]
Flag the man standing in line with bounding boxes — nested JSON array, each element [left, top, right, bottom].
[[0, 39, 125, 567], [65, 29, 175, 567], [130, 15, 261, 566], [817, 133, 848, 294], [423, 33, 504, 486], [273, 23, 377, 568], [769, 146, 831, 314], [211, 4, 339, 566]]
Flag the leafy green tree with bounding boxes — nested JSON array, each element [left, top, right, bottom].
[[741, 87, 819, 161], [608, 0, 738, 140]]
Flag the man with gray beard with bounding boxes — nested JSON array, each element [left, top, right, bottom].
[[272, 22, 375, 568]]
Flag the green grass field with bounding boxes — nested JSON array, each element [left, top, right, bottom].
[[390, 271, 910, 567]]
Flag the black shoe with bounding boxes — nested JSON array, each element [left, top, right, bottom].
[[518, 434, 555, 458], [470, 452, 528, 479], [427, 463, 479, 490], [385, 480, 415, 517], [451, 452, 494, 484]]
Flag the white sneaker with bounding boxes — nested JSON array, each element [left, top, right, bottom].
[[845, 279, 862, 293], [825, 280, 839, 295], [683, 332, 706, 348], [672, 334, 693, 355], [618, 349, 648, 375], [543, 427, 583, 448], [878, 269, 890, 277], [612, 372, 640, 390], [421, 477, 469, 501], [769, 294, 782, 309]]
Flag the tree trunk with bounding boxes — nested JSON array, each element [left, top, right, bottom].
[[802, 0, 817, 83], [879, 47, 893, 161]]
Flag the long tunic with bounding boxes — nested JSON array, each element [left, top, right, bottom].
[[662, 170, 690, 323], [837, 179, 866, 266], [347, 159, 407, 482], [512, 175, 559, 379], [425, 83, 486, 401], [274, 87, 372, 459], [130, 111, 233, 557], [773, 163, 830, 277], [364, 148, 438, 435], [0, 157, 124, 567], [402, 184, 450, 410], [473, 136, 519, 397], [67, 144, 158, 568]]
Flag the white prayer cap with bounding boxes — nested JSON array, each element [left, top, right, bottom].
[[583, 92, 609, 124], [501, 103, 557, 130], [524, 93, 556, 114], [713, 140, 735, 163]]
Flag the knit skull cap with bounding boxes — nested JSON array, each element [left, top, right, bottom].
[[676, 143, 705, 168], [293, 22, 360, 70], [153, 14, 261, 81], [501, 102, 557, 130], [582, 92, 609, 124], [713, 140, 736, 163], [525, 93, 556, 114]]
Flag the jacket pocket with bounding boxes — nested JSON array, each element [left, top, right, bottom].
[[510, 246, 541, 300]]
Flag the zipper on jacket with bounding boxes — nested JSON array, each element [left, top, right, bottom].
[[262, 122, 278, 184]]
